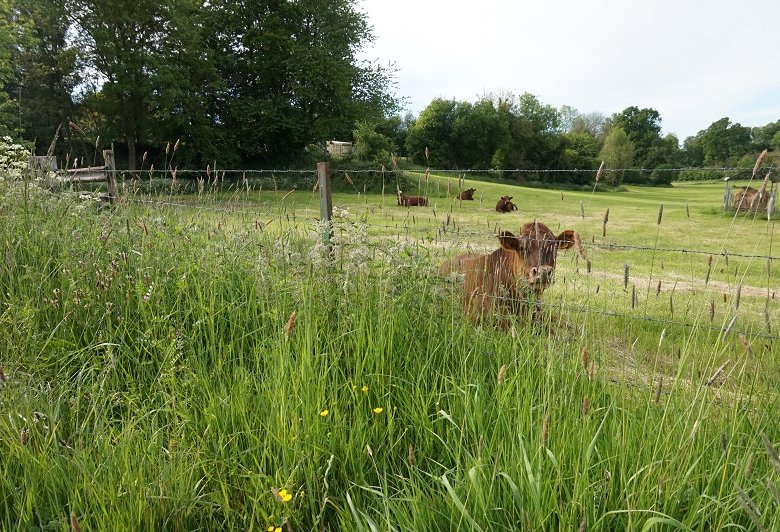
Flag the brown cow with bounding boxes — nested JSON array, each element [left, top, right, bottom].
[[397, 191, 429, 207], [439, 221, 584, 323], [732, 186, 770, 212], [496, 196, 518, 212], [457, 188, 476, 200]]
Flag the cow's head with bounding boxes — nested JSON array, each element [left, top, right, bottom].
[[497, 222, 584, 293]]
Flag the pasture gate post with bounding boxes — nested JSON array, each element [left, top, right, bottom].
[[723, 183, 731, 211], [317, 162, 333, 254], [103, 149, 117, 205]]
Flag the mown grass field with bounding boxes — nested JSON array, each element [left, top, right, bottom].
[[1, 173, 779, 531]]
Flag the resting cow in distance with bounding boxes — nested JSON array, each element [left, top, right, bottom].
[[457, 188, 476, 200], [439, 221, 585, 323], [496, 196, 518, 212], [397, 191, 429, 207]]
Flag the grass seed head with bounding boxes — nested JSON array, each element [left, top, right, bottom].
[[284, 311, 297, 340], [542, 410, 550, 446], [762, 432, 780, 476], [739, 334, 752, 355], [595, 161, 605, 182], [735, 285, 742, 310], [753, 149, 768, 177], [70, 511, 81, 532], [744, 452, 755, 478], [497, 364, 507, 385], [582, 396, 590, 417]]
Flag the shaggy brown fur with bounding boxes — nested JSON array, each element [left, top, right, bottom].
[[457, 188, 476, 200], [397, 191, 429, 207], [440, 222, 584, 322], [495, 196, 518, 212]]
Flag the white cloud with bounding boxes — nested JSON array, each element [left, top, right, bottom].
[[358, 0, 780, 139]]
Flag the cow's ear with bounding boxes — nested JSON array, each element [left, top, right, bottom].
[[498, 231, 522, 251], [556, 230, 586, 258]]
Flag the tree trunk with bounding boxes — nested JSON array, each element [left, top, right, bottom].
[[127, 134, 136, 171]]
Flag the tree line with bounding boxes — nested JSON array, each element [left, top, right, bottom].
[[355, 94, 780, 186], [1, 0, 778, 184]]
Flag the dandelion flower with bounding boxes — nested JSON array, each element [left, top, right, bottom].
[[319, 409, 329, 417], [373, 407, 383, 414], [361, 386, 368, 393]]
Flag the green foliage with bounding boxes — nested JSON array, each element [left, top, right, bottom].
[[559, 131, 600, 184], [675, 167, 729, 181], [351, 120, 395, 165], [10, 0, 80, 155], [599, 127, 635, 185], [697, 117, 752, 165], [506, 92, 562, 171], [405, 98, 457, 167], [610, 106, 662, 167]]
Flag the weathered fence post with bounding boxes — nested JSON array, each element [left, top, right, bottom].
[[103, 149, 117, 204], [723, 182, 731, 211], [317, 162, 333, 254]]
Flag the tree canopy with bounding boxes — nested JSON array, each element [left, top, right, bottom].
[[0, 0, 399, 168]]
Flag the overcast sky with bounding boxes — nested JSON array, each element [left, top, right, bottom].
[[357, 0, 780, 140]]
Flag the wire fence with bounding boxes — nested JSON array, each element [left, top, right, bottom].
[[55, 161, 780, 347]]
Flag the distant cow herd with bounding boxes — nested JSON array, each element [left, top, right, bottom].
[[394, 186, 585, 326], [396, 188, 519, 214]]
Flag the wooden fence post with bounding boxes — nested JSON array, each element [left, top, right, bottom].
[[723, 182, 731, 211], [317, 162, 333, 254], [103, 149, 117, 204]]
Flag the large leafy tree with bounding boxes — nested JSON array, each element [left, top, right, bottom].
[[0, 0, 32, 138], [69, 0, 176, 169], [610, 106, 662, 168], [451, 99, 510, 169], [11, 0, 80, 155], [599, 127, 635, 185], [504, 92, 562, 170], [146, 0, 226, 167], [697, 117, 752, 165], [207, 0, 397, 165], [405, 98, 457, 167]]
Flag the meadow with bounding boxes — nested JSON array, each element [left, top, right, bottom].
[[1, 171, 779, 531]]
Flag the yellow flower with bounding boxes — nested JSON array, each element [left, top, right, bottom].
[[268, 527, 274, 532], [319, 409, 329, 417], [373, 407, 383, 414], [361, 386, 368, 393], [275, 528, 282, 532], [278, 489, 293, 502]]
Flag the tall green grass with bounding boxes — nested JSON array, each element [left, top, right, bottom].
[[1, 180, 779, 530]]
